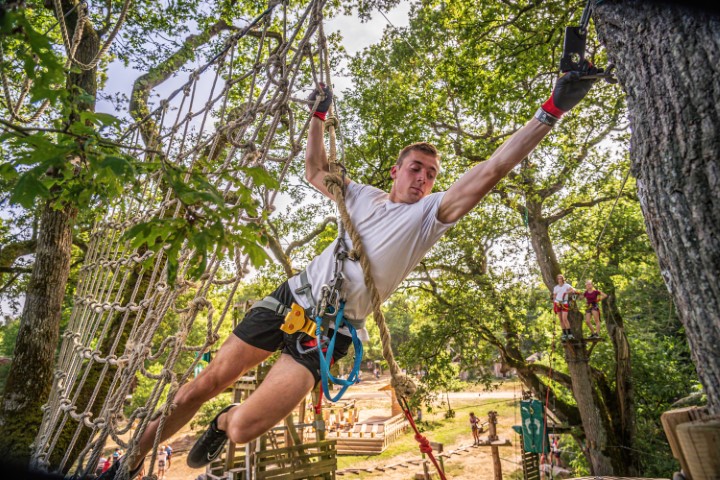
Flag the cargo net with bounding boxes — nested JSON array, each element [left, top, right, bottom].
[[32, 0, 331, 476]]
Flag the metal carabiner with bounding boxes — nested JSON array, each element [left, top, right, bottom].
[[315, 284, 331, 317]]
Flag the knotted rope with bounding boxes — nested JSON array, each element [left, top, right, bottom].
[[400, 397, 447, 480], [323, 173, 417, 401]]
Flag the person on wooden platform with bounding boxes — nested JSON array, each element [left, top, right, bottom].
[[552, 274, 578, 342], [583, 280, 607, 339]]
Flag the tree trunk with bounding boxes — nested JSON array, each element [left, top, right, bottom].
[[564, 310, 616, 474], [0, 0, 98, 465], [594, 1, 720, 415], [526, 205, 560, 291], [0, 203, 77, 465], [524, 197, 633, 473], [600, 271, 638, 473]]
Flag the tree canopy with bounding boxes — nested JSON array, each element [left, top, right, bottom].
[[0, 0, 712, 476]]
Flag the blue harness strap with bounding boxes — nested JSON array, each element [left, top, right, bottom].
[[316, 301, 363, 402]]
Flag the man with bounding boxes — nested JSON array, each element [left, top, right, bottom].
[[164, 444, 172, 469], [98, 62, 597, 479]]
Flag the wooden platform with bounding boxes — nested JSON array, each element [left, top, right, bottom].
[[207, 440, 337, 480], [326, 413, 408, 455], [569, 477, 669, 479]]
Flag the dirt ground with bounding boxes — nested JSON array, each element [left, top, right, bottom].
[[144, 374, 524, 480]]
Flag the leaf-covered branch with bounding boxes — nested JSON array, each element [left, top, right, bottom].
[[283, 216, 336, 257]]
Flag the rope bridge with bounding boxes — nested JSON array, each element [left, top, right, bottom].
[[32, 0, 332, 476]]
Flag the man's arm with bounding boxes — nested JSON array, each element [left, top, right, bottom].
[[305, 116, 335, 199], [437, 65, 598, 224], [304, 85, 350, 200], [438, 119, 551, 223]]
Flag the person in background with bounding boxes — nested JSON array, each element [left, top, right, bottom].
[[583, 280, 607, 338], [101, 456, 112, 474], [157, 446, 168, 480], [552, 274, 578, 341], [164, 444, 173, 469], [469, 412, 481, 445]]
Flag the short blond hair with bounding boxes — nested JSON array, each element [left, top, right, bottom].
[[396, 142, 440, 167]]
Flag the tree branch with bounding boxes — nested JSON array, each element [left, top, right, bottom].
[[284, 216, 336, 257], [0, 240, 37, 269], [129, 19, 236, 145], [545, 195, 619, 225], [264, 226, 294, 278], [0, 266, 31, 274]]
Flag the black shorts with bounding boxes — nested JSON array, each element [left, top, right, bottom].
[[586, 303, 599, 314], [233, 281, 353, 383]]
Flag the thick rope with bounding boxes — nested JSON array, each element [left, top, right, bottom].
[[323, 174, 416, 400], [317, 9, 415, 402]]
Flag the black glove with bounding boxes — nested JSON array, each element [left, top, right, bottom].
[[308, 82, 332, 121], [542, 60, 600, 118]]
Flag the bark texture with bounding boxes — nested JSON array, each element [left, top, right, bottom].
[[0, 0, 98, 465], [0, 203, 77, 464], [595, 1, 720, 415]]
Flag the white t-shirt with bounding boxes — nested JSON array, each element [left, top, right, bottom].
[[553, 283, 574, 303], [288, 181, 456, 336]]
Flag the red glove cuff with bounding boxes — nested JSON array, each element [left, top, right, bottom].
[[541, 94, 565, 118], [312, 111, 327, 121]]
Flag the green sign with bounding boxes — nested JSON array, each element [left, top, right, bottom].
[[519, 399, 549, 454]]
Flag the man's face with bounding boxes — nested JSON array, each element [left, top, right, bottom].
[[389, 150, 440, 203]]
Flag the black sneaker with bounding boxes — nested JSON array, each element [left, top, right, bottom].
[[566, 333, 576, 341], [187, 403, 238, 468], [93, 457, 143, 480], [560, 333, 567, 342]]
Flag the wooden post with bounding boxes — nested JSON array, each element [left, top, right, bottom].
[[488, 411, 502, 480], [422, 458, 431, 480], [312, 385, 326, 442], [245, 439, 255, 480], [430, 441, 445, 474]]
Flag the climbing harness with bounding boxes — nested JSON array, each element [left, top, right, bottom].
[[561, 0, 617, 83], [311, 168, 365, 402]]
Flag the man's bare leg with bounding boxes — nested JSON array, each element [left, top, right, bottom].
[[130, 336, 273, 468], [217, 354, 316, 444]]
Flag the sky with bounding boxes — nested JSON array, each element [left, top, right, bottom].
[[99, 2, 412, 118]]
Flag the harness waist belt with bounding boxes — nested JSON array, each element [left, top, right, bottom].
[[250, 296, 291, 316], [250, 296, 365, 331]]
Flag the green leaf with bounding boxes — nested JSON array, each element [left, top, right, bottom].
[[240, 165, 279, 189], [100, 156, 136, 178], [0, 163, 19, 183], [10, 170, 49, 208], [80, 111, 122, 128]]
